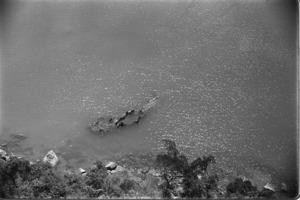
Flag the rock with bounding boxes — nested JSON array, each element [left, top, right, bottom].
[[0, 149, 9, 161], [111, 165, 125, 174], [105, 161, 117, 170], [43, 150, 59, 167], [79, 168, 87, 176], [79, 168, 86, 173], [263, 183, 276, 192]]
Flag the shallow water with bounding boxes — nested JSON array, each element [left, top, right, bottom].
[[0, 0, 297, 183]]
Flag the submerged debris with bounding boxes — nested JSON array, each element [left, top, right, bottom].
[[89, 96, 158, 135]]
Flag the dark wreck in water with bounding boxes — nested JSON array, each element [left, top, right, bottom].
[[89, 96, 158, 135]]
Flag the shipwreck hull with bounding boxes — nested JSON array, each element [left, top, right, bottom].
[[89, 96, 158, 135]]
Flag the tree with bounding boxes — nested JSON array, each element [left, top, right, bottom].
[[156, 139, 218, 198], [84, 161, 108, 197], [226, 178, 258, 197], [0, 157, 31, 198]]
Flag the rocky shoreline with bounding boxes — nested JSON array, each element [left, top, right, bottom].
[[0, 141, 296, 199]]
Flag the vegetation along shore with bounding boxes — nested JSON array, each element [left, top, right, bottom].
[[0, 139, 297, 199]]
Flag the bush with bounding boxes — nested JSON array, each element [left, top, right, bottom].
[[84, 161, 108, 191], [29, 164, 67, 198], [104, 178, 123, 197], [27, 161, 53, 181], [64, 173, 87, 197], [0, 157, 31, 198], [0, 157, 89, 198], [120, 179, 140, 192], [258, 188, 275, 198]]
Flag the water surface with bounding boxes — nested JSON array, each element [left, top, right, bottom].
[[0, 0, 297, 185]]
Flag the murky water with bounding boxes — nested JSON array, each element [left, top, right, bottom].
[[0, 0, 297, 183]]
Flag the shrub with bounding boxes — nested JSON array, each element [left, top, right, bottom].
[[27, 161, 53, 181], [258, 188, 275, 198], [63, 173, 87, 197], [84, 161, 108, 190], [0, 157, 31, 198], [0, 158, 69, 198], [30, 164, 67, 198], [120, 179, 140, 193], [104, 178, 123, 197]]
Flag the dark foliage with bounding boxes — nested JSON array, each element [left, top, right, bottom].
[[120, 179, 139, 192], [27, 161, 53, 181], [162, 139, 180, 158], [0, 157, 31, 198], [156, 139, 218, 198], [0, 157, 110, 198], [189, 155, 215, 173], [104, 177, 123, 197], [85, 161, 108, 191], [0, 144, 287, 199], [63, 173, 88, 197], [258, 188, 275, 198], [182, 172, 205, 198], [226, 178, 258, 197]]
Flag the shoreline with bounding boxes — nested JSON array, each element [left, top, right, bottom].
[[0, 141, 297, 199]]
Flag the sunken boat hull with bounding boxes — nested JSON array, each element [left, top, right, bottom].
[[89, 96, 158, 135]]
